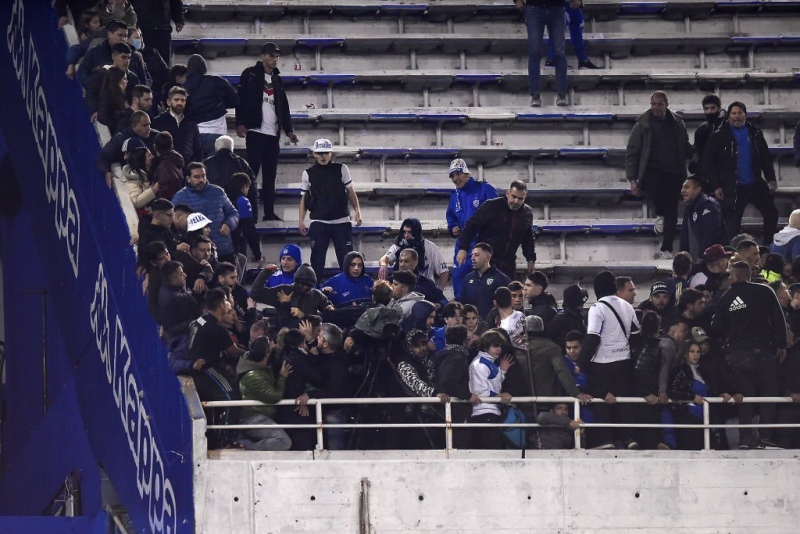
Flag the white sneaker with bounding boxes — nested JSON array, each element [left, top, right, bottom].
[[654, 250, 674, 260], [653, 216, 664, 235]]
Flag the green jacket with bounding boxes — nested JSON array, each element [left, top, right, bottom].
[[237, 357, 286, 420], [528, 334, 580, 398], [625, 108, 690, 184]]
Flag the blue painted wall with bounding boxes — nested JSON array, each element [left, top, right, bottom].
[[0, 1, 195, 531]]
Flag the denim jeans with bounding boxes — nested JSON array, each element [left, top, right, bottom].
[[525, 5, 567, 96], [546, 4, 588, 62]]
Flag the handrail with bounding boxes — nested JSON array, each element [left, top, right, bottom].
[[202, 395, 800, 451]]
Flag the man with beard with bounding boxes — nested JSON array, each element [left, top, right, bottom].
[[152, 86, 202, 165], [321, 251, 374, 308], [637, 282, 670, 320], [172, 162, 240, 264], [457, 180, 536, 281], [690, 94, 726, 173], [378, 218, 449, 290]]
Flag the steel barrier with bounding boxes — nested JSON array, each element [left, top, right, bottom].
[[202, 395, 800, 452]]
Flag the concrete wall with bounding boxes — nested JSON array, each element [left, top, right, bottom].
[[197, 450, 800, 533]]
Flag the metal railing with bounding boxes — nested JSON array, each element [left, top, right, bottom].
[[202, 395, 800, 453]]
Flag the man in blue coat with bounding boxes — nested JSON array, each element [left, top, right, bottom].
[[770, 210, 800, 263], [445, 159, 497, 299], [172, 162, 239, 263], [678, 176, 727, 263]]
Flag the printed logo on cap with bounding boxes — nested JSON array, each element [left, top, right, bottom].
[[313, 139, 333, 152], [282, 247, 290, 256]]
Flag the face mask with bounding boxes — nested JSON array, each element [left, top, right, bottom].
[[704, 110, 720, 122], [132, 39, 142, 50]]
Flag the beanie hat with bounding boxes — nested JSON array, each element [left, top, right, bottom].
[[294, 264, 317, 285], [279, 244, 302, 267], [563, 284, 588, 309], [593, 270, 617, 299]]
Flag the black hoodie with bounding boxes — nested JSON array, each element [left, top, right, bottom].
[[183, 55, 239, 124]]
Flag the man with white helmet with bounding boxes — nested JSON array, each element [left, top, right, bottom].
[[445, 159, 498, 299], [299, 139, 362, 282]]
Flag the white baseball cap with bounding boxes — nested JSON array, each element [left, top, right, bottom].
[[449, 158, 470, 175], [312, 138, 333, 153], [187, 212, 212, 232]]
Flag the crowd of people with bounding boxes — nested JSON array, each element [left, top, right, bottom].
[[59, 1, 800, 452]]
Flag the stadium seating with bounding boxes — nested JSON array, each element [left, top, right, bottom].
[[172, 0, 800, 292]]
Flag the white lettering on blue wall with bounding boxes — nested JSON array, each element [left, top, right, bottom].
[[7, 0, 80, 276], [90, 264, 177, 533]]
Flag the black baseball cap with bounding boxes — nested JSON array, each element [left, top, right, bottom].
[[260, 42, 281, 55]]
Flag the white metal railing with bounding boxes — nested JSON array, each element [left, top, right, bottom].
[[202, 396, 800, 453]]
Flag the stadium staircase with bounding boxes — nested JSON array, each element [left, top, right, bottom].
[[0, 0, 799, 532]]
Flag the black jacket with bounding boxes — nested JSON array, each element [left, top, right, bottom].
[[679, 193, 728, 262], [527, 292, 558, 325], [545, 307, 586, 349], [433, 345, 472, 400], [668, 362, 712, 402], [203, 148, 254, 189], [692, 114, 726, 166], [711, 281, 787, 352], [129, 0, 184, 30], [634, 338, 662, 397], [700, 121, 775, 209], [183, 55, 239, 124], [151, 112, 202, 165], [97, 126, 160, 174], [235, 62, 294, 138], [459, 196, 536, 265]]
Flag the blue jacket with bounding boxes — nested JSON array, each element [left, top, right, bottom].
[[446, 178, 497, 253], [172, 183, 239, 256], [324, 272, 374, 307], [461, 266, 511, 320], [431, 326, 446, 352], [679, 193, 728, 262]]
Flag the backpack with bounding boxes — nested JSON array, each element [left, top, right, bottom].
[[502, 405, 528, 449]]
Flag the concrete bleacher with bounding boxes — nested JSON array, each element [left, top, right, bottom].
[[168, 0, 800, 293]]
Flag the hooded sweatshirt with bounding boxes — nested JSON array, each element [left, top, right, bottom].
[[323, 251, 374, 307], [184, 54, 239, 126], [268, 244, 301, 287], [770, 226, 800, 262]]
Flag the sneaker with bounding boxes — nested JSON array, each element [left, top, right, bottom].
[[625, 439, 640, 450], [656, 442, 671, 450], [265, 213, 283, 222], [544, 60, 555, 68], [738, 443, 751, 450], [654, 250, 674, 260], [653, 215, 664, 235], [759, 439, 783, 450], [530, 94, 542, 107], [556, 94, 569, 107], [592, 442, 616, 450], [579, 59, 601, 69]]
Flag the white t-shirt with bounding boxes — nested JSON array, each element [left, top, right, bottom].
[[197, 114, 227, 135], [251, 73, 278, 136], [382, 239, 448, 280], [500, 310, 528, 351], [300, 164, 353, 224], [585, 296, 640, 364]]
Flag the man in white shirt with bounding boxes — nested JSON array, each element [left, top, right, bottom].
[[577, 270, 641, 449], [378, 217, 449, 290], [235, 42, 299, 221]]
